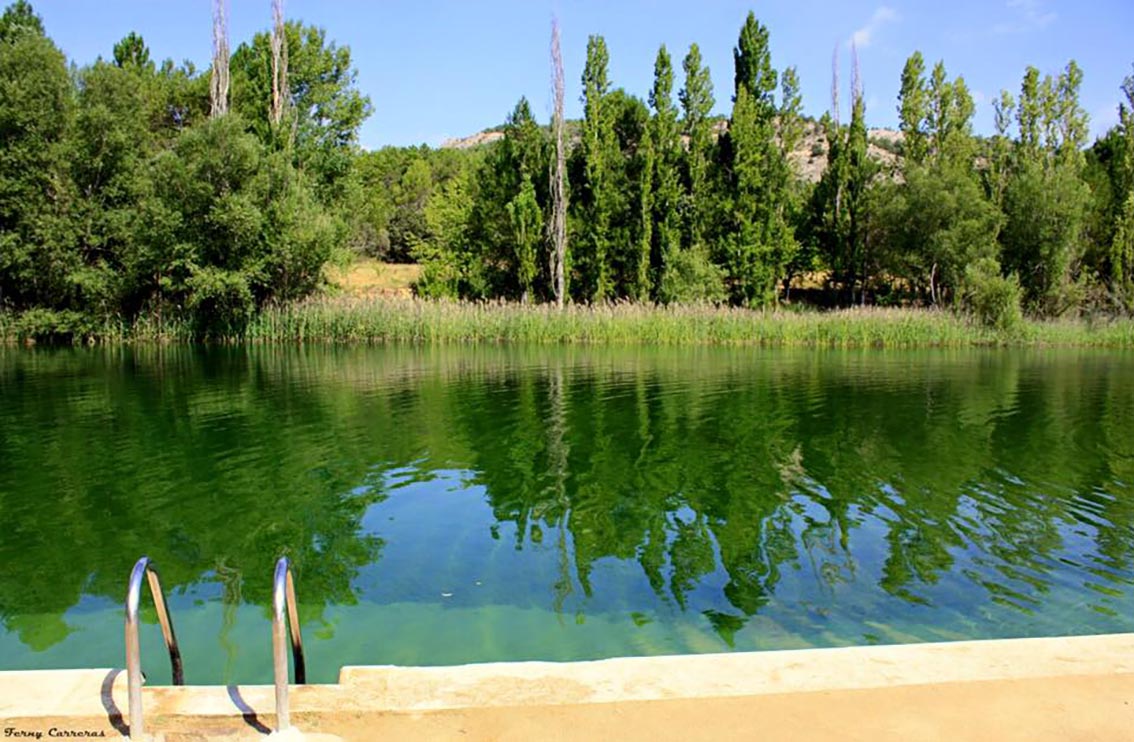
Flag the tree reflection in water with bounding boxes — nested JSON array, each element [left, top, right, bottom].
[[0, 346, 1131, 677]]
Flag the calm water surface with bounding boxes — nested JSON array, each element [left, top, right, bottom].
[[0, 346, 1131, 684]]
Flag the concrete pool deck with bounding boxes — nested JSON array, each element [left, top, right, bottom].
[[1, 633, 1131, 740]]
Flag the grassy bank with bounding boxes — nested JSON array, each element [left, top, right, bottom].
[[253, 298, 1134, 348], [4, 297, 1134, 348]]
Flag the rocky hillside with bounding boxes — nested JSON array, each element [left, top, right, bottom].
[[441, 120, 905, 184]]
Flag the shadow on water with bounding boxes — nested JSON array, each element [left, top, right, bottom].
[[0, 345, 1132, 680]]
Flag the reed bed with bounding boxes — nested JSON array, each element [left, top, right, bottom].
[[245, 296, 1134, 349], [4, 297, 1134, 348]]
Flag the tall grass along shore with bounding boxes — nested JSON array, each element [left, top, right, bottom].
[[4, 297, 1134, 348]]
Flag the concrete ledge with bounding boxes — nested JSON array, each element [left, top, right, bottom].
[[338, 632, 1134, 709], [2, 633, 1133, 741]]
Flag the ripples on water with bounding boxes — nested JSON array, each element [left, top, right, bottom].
[[0, 346, 1131, 684]]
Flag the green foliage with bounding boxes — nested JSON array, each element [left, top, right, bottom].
[[806, 91, 878, 305], [1103, 66, 1134, 311], [649, 45, 682, 302], [507, 174, 543, 302], [718, 13, 796, 307], [962, 257, 1023, 332], [0, 12, 74, 309], [576, 34, 617, 302], [898, 53, 928, 164], [0, 1, 364, 339], [231, 21, 371, 163], [416, 150, 479, 299], [733, 11, 777, 105], [2, 2, 1133, 338], [465, 97, 549, 299], [0, 0, 42, 40], [112, 31, 151, 70], [679, 43, 715, 250], [875, 164, 998, 307], [658, 244, 726, 304], [1001, 159, 1091, 315], [141, 115, 337, 335]]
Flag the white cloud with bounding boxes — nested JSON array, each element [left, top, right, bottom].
[[850, 6, 899, 49], [994, 0, 1057, 34]]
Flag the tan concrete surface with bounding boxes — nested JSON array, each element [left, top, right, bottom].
[[2, 634, 1132, 741]]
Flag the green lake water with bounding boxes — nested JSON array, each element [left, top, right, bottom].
[[0, 346, 1131, 685]]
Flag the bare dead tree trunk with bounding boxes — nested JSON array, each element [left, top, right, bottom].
[[270, 0, 289, 130], [210, 0, 229, 118], [830, 45, 843, 301], [830, 45, 840, 128], [548, 16, 568, 308], [852, 42, 863, 307]]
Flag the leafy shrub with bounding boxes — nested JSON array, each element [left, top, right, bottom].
[[962, 257, 1023, 332], [659, 245, 727, 305], [12, 308, 96, 343]]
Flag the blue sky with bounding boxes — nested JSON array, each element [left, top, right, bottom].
[[30, 0, 1134, 149]]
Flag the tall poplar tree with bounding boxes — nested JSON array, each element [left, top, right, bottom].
[[880, 57, 997, 306], [1110, 67, 1134, 306], [1002, 61, 1092, 314], [898, 52, 928, 165], [679, 43, 714, 251], [577, 35, 616, 301], [721, 11, 795, 306], [649, 45, 682, 301]]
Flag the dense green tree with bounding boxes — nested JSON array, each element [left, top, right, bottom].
[[69, 52, 155, 315], [605, 89, 652, 299], [776, 66, 807, 294], [718, 12, 795, 307], [417, 157, 476, 298], [988, 90, 1016, 222], [733, 11, 776, 104], [808, 79, 879, 304], [390, 157, 433, 259], [897, 52, 928, 164], [575, 35, 618, 301], [0, 0, 40, 39], [113, 31, 151, 69], [1109, 68, 1134, 307], [508, 174, 543, 303], [649, 45, 683, 302], [134, 115, 336, 335], [465, 98, 548, 299], [230, 20, 371, 204], [679, 43, 715, 252], [1001, 62, 1092, 315], [872, 56, 998, 306], [0, 2, 75, 310]]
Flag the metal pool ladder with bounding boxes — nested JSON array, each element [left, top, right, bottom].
[[273, 555, 307, 731], [124, 555, 307, 736], [125, 556, 184, 739]]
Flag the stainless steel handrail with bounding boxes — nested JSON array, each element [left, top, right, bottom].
[[273, 556, 306, 731], [125, 556, 184, 739]]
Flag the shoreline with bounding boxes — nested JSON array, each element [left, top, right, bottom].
[[2, 633, 1132, 740], [3, 298, 1134, 349]]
